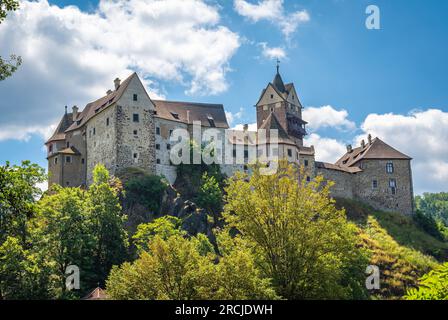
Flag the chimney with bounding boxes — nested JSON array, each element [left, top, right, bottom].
[[346, 144, 353, 153], [107, 89, 113, 95], [361, 139, 365, 148], [243, 124, 249, 132], [72, 105, 78, 121], [368, 134, 372, 144], [114, 78, 121, 90]]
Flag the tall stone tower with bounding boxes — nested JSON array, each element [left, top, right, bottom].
[[255, 65, 307, 146]]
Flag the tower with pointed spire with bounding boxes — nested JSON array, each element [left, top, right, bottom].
[[255, 65, 307, 147]]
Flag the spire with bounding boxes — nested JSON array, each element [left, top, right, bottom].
[[272, 60, 286, 93], [64, 105, 68, 114]]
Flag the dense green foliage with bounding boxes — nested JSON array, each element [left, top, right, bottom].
[[107, 218, 277, 300], [196, 172, 223, 226], [404, 262, 448, 300], [224, 161, 368, 299], [125, 174, 168, 214], [415, 193, 448, 239], [0, 0, 22, 81]]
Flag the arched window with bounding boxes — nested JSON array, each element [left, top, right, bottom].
[[386, 162, 394, 173]]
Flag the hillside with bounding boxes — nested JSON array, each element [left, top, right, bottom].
[[335, 198, 448, 299]]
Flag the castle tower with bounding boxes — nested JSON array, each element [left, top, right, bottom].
[[255, 64, 307, 146]]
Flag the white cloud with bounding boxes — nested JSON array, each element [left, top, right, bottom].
[[303, 105, 356, 132], [0, 124, 57, 142], [225, 107, 245, 126], [234, 0, 309, 37], [356, 109, 448, 194], [304, 133, 347, 163], [0, 0, 240, 141], [259, 42, 286, 60]]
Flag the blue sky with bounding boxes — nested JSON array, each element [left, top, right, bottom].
[[0, 0, 447, 194]]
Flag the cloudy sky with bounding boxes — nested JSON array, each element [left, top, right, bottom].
[[0, 0, 447, 194]]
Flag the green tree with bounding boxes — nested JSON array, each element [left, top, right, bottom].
[[223, 161, 367, 299], [106, 232, 277, 300], [132, 216, 185, 252], [197, 172, 223, 226], [0, 0, 22, 81], [0, 236, 47, 300], [404, 262, 448, 300], [32, 186, 95, 297], [124, 174, 168, 214], [0, 161, 45, 244], [88, 164, 128, 286]]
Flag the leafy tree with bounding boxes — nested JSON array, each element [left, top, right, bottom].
[[196, 172, 223, 226], [87, 164, 128, 286], [0, 236, 47, 300], [125, 174, 168, 214], [107, 233, 277, 300], [404, 262, 448, 300], [0, 0, 22, 81], [132, 216, 185, 252], [223, 161, 367, 299], [32, 186, 95, 297], [0, 161, 45, 244], [415, 193, 448, 238]]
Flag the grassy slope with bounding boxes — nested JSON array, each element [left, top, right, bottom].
[[335, 198, 448, 299]]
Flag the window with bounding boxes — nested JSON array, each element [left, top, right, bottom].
[[49, 144, 53, 153], [169, 129, 173, 137], [386, 162, 394, 173], [372, 180, 378, 189], [244, 165, 248, 171], [66, 156, 71, 163], [133, 94, 138, 101], [133, 153, 138, 159], [156, 127, 160, 135], [133, 114, 139, 122], [304, 159, 309, 167], [66, 141, 70, 148], [93, 128, 96, 135], [106, 118, 109, 126], [81, 158, 85, 165], [207, 115, 216, 127], [232, 149, 237, 158], [270, 94, 274, 99], [170, 112, 179, 120], [156, 159, 160, 164], [54, 157, 58, 165], [306, 176, 311, 182], [389, 179, 397, 195], [244, 150, 249, 159], [133, 130, 138, 135], [167, 144, 171, 150], [287, 149, 292, 157], [156, 144, 160, 150]]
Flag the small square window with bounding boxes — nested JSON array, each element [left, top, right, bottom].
[[133, 114, 139, 122], [156, 127, 160, 135], [169, 129, 173, 136], [156, 144, 160, 150], [306, 176, 311, 182], [167, 144, 171, 150], [372, 180, 378, 189], [304, 159, 309, 167], [133, 130, 138, 135], [287, 149, 292, 157], [156, 159, 160, 164], [244, 150, 249, 158], [270, 94, 274, 99], [133, 153, 138, 159], [133, 94, 138, 101], [66, 156, 71, 163]]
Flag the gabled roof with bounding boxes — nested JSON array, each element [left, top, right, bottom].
[[153, 100, 229, 129], [65, 72, 137, 132], [259, 112, 295, 145], [82, 287, 107, 300], [335, 137, 412, 168], [316, 161, 362, 173], [46, 111, 74, 144], [58, 146, 81, 155]]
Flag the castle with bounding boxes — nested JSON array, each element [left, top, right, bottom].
[[46, 69, 414, 215]]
